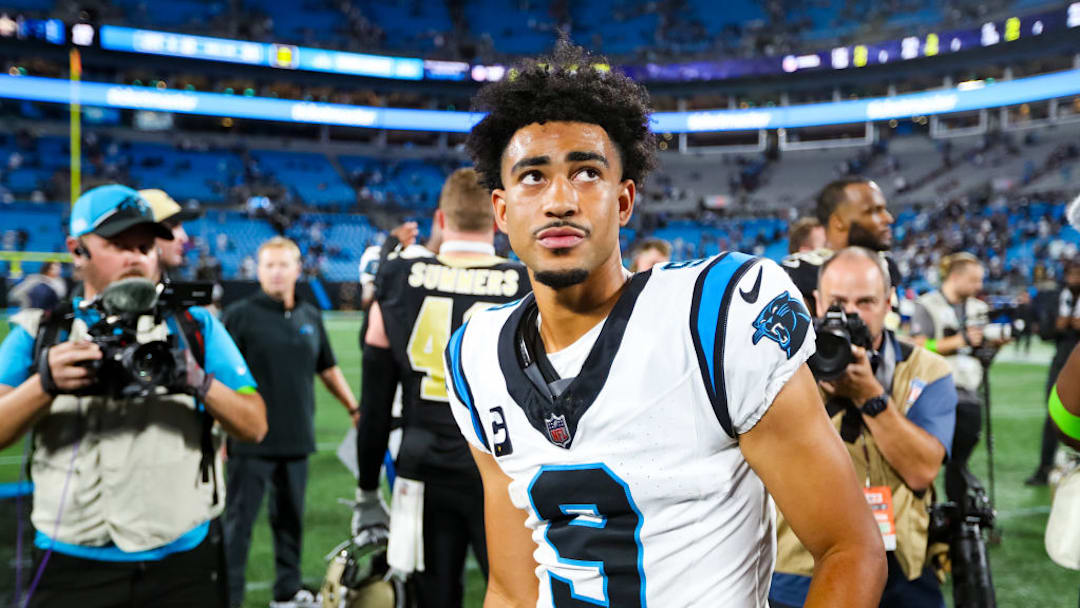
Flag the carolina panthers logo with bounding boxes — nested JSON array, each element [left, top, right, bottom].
[[118, 194, 153, 218], [752, 291, 811, 359]]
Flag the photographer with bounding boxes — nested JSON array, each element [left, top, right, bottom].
[[771, 247, 957, 608], [1026, 260, 1080, 485], [909, 254, 1005, 503], [0, 185, 267, 607]]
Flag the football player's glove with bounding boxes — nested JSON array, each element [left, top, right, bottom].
[[351, 488, 390, 540]]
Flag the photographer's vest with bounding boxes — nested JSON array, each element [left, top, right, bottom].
[[11, 308, 224, 553], [775, 339, 953, 581], [915, 290, 988, 393]]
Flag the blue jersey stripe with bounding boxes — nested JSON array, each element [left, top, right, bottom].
[[689, 252, 756, 437], [446, 322, 489, 450]]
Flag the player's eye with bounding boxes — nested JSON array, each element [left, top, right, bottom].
[[520, 171, 544, 185], [574, 167, 601, 182]]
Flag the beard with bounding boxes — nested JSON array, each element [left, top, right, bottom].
[[848, 223, 890, 252], [534, 268, 589, 289]]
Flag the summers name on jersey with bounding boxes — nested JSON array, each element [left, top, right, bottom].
[[444, 253, 816, 607], [376, 253, 530, 479]]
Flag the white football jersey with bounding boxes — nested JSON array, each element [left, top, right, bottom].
[[445, 253, 816, 607]]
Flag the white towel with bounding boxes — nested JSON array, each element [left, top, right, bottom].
[[387, 477, 425, 574]]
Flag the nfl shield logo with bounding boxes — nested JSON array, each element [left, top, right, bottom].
[[545, 414, 572, 448]]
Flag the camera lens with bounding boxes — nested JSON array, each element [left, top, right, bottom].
[[127, 341, 175, 387], [809, 330, 853, 381]]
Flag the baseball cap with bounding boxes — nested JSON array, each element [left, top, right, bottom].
[[69, 185, 173, 240], [140, 188, 203, 224]]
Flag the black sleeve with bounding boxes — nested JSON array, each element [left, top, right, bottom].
[[356, 344, 399, 490], [885, 255, 904, 288], [781, 256, 819, 316], [371, 235, 401, 299], [372, 252, 399, 306], [221, 303, 244, 353], [314, 312, 336, 373]]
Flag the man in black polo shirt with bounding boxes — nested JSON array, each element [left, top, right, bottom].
[[222, 237, 359, 608]]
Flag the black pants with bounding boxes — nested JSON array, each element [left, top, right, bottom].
[[946, 389, 984, 504], [412, 476, 489, 608], [26, 519, 227, 608], [223, 455, 308, 606], [1037, 367, 1064, 471]]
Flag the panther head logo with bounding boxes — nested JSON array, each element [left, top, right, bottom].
[[117, 194, 152, 218], [752, 291, 812, 359]]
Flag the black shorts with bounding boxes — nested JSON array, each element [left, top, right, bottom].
[[25, 519, 227, 608]]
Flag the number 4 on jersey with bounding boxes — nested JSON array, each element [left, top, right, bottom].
[[406, 296, 496, 402]]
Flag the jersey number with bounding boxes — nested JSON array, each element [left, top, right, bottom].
[[406, 296, 495, 402], [528, 465, 646, 607]]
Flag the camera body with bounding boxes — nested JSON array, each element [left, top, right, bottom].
[[78, 279, 212, 399], [929, 485, 997, 608], [808, 305, 875, 381]]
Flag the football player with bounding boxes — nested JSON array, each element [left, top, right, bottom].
[[352, 168, 530, 607], [781, 177, 898, 316], [445, 43, 887, 607]]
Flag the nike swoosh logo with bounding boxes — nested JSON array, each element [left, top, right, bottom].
[[739, 266, 763, 303]]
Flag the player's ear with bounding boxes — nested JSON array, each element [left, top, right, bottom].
[[492, 188, 509, 234], [617, 179, 635, 227], [434, 209, 446, 231], [829, 210, 847, 236]]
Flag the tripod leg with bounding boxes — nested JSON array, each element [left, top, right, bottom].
[[981, 366, 996, 515]]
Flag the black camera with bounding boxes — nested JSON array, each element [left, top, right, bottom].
[[808, 305, 874, 381], [929, 484, 997, 608], [79, 278, 212, 399]]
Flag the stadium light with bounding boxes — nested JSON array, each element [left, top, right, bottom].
[[2, 68, 1080, 133]]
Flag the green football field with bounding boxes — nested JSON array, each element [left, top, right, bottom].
[[2, 313, 1078, 606]]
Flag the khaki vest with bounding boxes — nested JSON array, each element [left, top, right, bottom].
[[915, 290, 988, 393], [775, 340, 952, 581], [13, 308, 224, 553]]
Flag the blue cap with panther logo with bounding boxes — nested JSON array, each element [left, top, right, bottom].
[[69, 184, 173, 240]]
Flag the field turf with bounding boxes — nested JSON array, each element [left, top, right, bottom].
[[1, 314, 1076, 606]]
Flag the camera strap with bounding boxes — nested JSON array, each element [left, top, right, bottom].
[[27, 300, 77, 481], [173, 309, 219, 507], [32, 300, 75, 373]]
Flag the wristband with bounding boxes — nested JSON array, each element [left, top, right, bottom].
[[1049, 385, 1080, 441], [924, 338, 938, 353]]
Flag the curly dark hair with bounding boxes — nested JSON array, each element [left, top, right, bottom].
[[466, 42, 657, 192]]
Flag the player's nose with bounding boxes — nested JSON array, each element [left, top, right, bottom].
[[541, 175, 579, 218]]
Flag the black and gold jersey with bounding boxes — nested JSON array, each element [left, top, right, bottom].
[[375, 252, 531, 480], [781, 247, 902, 317]]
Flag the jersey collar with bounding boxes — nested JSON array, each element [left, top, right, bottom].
[[497, 269, 652, 449], [439, 240, 496, 256]]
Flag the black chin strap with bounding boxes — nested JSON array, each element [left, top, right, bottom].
[[517, 302, 572, 398]]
